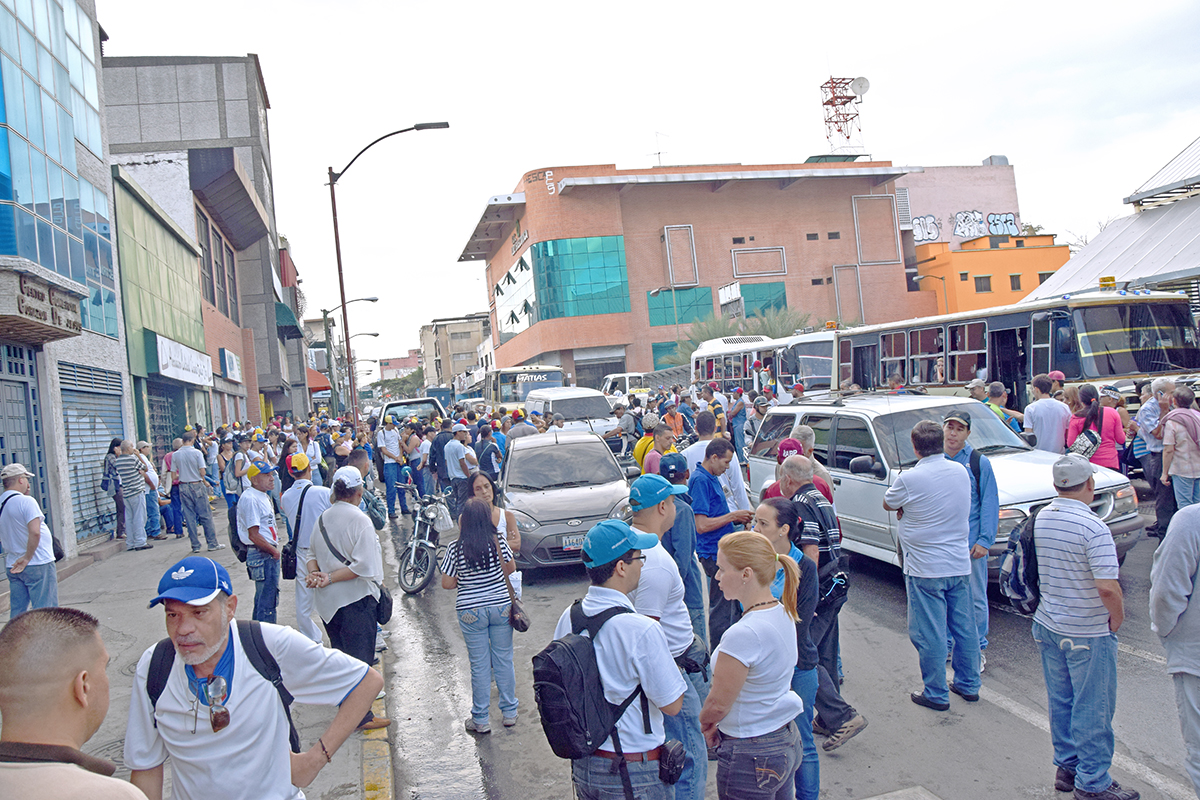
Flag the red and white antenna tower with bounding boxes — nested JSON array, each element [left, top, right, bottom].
[[820, 76, 869, 153]]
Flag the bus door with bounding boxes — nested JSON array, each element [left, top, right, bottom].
[[989, 326, 1031, 410]]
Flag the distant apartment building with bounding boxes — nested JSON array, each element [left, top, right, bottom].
[[418, 313, 489, 386], [379, 349, 420, 380]]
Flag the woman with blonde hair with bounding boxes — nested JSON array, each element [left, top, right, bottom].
[[700, 531, 804, 799]]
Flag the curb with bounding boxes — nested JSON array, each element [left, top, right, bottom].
[[362, 656, 392, 800]]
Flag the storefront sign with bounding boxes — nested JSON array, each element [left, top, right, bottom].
[[17, 275, 82, 335], [155, 335, 213, 386], [220, 348, 243, 383], [511, 224, 529, 256]]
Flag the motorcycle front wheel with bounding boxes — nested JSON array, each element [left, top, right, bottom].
[[398, 539, 437, 594]]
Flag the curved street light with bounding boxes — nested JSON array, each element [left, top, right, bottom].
[[329, 123, 449, 427]]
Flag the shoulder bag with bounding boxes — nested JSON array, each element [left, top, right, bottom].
[[318, 515, 392, 624], [280, 485, 310, 582], [1068, 427, 1100, 460], [493, 537, 529, 632]]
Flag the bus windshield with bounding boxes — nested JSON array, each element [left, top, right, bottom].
[[1075, 303, 1200, 377], [499, 370, 564, 404]]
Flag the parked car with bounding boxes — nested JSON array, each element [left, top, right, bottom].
[[500, 429, 637, 569], [745, 394, 1144, 580], [379, 396, 448, 425]]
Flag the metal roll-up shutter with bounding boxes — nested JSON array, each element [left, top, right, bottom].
[[62, 389, 124, 542]]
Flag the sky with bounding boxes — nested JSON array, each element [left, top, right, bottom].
[[97, 0, 1200, 381]]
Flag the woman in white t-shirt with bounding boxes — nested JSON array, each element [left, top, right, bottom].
[[700, 531, 804, 799]]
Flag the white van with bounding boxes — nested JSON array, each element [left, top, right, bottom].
[[524, 387, 619, 435], [601, 373, 651, 398]]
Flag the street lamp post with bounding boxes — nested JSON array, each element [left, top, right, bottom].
[[914, 274, 948, 314], [320, 298, 378, 420], [328, 122, 449, 429]]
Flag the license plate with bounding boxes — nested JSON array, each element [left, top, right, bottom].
[[561, 533, 586, 551]]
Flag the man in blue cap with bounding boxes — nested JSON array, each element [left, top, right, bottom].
[[629, 475, 708, 800], [553, 520, 686, 800], [126, 556, 383, 800], [658, 452, 706, 646], [238, 460, 281, 623]]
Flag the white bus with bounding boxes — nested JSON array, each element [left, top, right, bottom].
[[689, 331, 836, 394], [482, 366, 565, 406]]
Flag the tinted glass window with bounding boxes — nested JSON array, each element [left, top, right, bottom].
[[800, 414, 832, 466], [749, 412, 796, 460], [506, 440, 623, 491], [385, 401, 439, 422], [832, 416, 878, 471], [873, 402, 1029, 468], [551, 396, 612, 420]]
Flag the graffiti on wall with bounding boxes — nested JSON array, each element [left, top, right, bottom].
[[988, 212, 1019, 236], [952, 210, 988, 239], [912, 214, 940, 242]]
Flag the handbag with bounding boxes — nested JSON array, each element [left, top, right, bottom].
[[1068, 427, 1100, 460], [281, 485, 311, 582], [817, 553, 850, 609], [318, 515, 392, 624], [494, 537, 529, 632]]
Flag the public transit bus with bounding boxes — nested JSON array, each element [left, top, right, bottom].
[[832, 289, 1200, 413], [482, 366, 565, 406], [690, 332, 836, 394]]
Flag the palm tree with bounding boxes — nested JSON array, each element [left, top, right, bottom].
[[747, 307, 812, 339]]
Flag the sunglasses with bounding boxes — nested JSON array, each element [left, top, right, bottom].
[[194, 676, 230, 733]]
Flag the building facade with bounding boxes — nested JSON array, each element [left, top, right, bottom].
[[379, 349, 420, 380], [102, 53, 306, 423], [914, 233, 1069, 315], [418, 313, 488, 387]]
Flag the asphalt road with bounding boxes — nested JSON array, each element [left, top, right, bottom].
[[387, 488, 1195, 800]]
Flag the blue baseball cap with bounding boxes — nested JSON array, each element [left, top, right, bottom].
[[149, 557, 233, 608], [629, 474, 687, 510], [581, 520, 659, 567], [659, 452, 689, 482]]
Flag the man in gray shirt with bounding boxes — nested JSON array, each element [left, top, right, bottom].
[[173, 432, 222, 554]]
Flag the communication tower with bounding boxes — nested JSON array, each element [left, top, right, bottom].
[[820, 76, 869, 154]]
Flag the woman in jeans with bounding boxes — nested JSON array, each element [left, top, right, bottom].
[[307, 466, 391, 732], [700, 531, 803, 799], [755, 498, 821, 800], [440, 497, 518, 734], [102, 437, 125, 540]]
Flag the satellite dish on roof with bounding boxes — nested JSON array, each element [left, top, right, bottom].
[[850, 77, 870, 97]]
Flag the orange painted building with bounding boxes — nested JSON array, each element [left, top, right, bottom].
[[914, 233, 1069, 315]]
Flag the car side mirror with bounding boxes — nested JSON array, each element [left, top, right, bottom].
[[849, 455, 886, 479], [625, 464, 642, 478], [1020, 432, 1037, 447]]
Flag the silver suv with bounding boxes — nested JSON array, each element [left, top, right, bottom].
[[745, 395, 1144, 579]]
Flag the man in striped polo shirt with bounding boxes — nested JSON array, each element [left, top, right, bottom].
[[1032, 453, 1137, 800]]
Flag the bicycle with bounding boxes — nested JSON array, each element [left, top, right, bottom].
[[397, 485, 453, 594]]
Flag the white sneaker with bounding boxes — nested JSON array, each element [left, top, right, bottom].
[[980, 652, 987, 673], [376, 689, 386, 700]]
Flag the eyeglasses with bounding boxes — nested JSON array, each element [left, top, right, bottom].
[[192, 676, 230, 734], [621, 554, 647, 564]]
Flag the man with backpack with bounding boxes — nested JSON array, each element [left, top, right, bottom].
[[125, 556, 382, 800], [943, 409, 999, 672], [1032, 454, 1137, 800], [544, 520, 686, 800]]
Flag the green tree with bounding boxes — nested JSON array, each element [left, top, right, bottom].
[[747, 306, 812, 339], [368, 367, 425, 401]]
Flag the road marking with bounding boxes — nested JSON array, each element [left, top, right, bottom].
[[980, 686, 1194, 800]]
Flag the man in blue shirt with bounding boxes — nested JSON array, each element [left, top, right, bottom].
[[942, 409, 999, 670], [687, 437, 753, 649], [658, 452, 706, 648]]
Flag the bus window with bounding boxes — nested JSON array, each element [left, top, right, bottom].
[[1032, 317, 1051, 377], [908, 327, 945, 385], [949, 322, 987, 382], [852, 344, 879, 389], [838, 339, 852, 386], [880, 332, 906, 385], [731, 355, 744, 380]]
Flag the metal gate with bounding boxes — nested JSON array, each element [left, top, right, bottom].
[[147, 385, 180, 465], [0, 345, 46, 516], [63, 389, 124, 541]]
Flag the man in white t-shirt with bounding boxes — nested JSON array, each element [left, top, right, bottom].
[[883, 420, 980, 712], [280, 452, 332, 644], [126, 556, 382, 800], [628, 475, 707, 800], [375, 415, 406, 520], [0, 463, 57, 617], [238, 460, 281, 624], [553, 520, 686, 800], [1024, 374, 1072, 454]]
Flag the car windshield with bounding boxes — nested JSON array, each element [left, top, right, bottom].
[[1075, 303, 1200, 376], [873, 402, 1031, 468], [506, 440, 623, 491], [387, 401, 438, 422], [553, 396, 614, 421]]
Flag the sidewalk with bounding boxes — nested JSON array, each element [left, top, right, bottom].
[[11, 500, 394, 800]]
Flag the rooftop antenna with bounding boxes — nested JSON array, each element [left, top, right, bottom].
[[820, 76, 869, 155], [647, 131, 669, 166]]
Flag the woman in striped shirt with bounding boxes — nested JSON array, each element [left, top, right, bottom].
[[440, 497, 518, 734]]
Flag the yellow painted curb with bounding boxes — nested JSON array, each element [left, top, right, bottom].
[[362, 653, 392, 799]]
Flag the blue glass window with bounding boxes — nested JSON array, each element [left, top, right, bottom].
[[51, 224, 65, 274], [34, 215, 50, 267], [21, 71, 40, 148], [28, 144, 44, 215], [97, 235, 110, 286], [66, 227, 80, 281], [39, 87, 56, 161], [2, 56, 22, 135], [102, 287, 116, 336], [80, 224, 94, 278], [14, 0, 31, 31], [741, 281, 788, 317], [0, 202, 14, 254], [35, 42, 49, 96], [0, 131, 11, 201], [16, 21, 32, 75], [647, 286, 713, 327], [0, 9, 18, 60], [14, 203, 33, 259], [531, 235, 630, 321], [31, 0, 47, 48], [62, 167, 76, 234], [652, 342, 681, 370], [8, 131, 29, 209], [55, 102, 71, 171]]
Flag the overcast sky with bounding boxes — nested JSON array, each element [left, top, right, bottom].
[[98, 0, 1200, 376]]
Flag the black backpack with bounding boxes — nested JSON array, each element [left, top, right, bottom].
[[999, 505, 1042, 615], [146, 619, 300, 753], [532, 601, 651, 800]]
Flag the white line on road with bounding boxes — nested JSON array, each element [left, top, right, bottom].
[[980, 685, 1194, 800]]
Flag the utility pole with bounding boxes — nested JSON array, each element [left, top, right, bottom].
[[322, 310, 340, 416]]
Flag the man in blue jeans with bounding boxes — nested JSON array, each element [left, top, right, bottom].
[[883, 420, 981, 711], [0, 463, 57, 618], [236, 460, 281, 624], [1033, 454, 1138, 800]]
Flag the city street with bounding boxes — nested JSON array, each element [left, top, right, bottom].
[[386, 483, 1196, 800]]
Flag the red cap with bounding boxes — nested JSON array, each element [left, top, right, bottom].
[[708, 382, 718, 389], [792, 382, 804, 391], [753, 360, 762, 369], [1048, 370, 1065, 381], [735, 387, 744, 394], [778, 438, 803, 464]]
